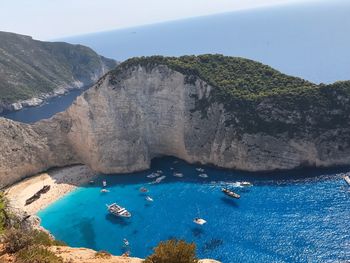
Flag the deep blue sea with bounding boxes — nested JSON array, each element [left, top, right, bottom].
[[61, 0, 350, 84], [0, 88, 85, 123], [38, 157, 350, 262]]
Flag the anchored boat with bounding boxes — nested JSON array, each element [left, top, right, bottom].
[[222, 188, 240, 199], [239, 181, 253, 187], [173, 172, 184, 177], [106, 203, 131, 218], [193, 218, 207, 225], [344, 175, 350, 186]]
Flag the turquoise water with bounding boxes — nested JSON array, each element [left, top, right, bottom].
[[38, 157, 350, 262]]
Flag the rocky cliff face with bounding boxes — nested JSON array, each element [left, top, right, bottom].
[[1, 56, 350, 187], [0, 31, 117, 112]]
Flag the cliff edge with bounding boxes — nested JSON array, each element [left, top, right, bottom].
[[1, 55, 350, 187]]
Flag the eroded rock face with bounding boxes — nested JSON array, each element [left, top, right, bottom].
[[1, 64, 350, 187]]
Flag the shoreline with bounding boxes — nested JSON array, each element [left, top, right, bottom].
[[5, 165, 96, 215], [0, 85, 87, 114]]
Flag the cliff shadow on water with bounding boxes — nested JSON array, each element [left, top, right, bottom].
[[85, 156, 350, 188]]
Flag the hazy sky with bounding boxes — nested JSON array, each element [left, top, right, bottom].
[[1, 0, 320, 40]]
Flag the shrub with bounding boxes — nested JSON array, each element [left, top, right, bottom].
[[16, 246, 63, 263], [3, 228, 33, 253], [145, 239, 198, 263], [94, 250, 112, 259]]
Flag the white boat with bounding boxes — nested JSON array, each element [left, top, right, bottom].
[[155, 175, 166, 183], [239, 181, 253, 187], [170, 167, 174, 170], [102, 180, 107, 187], [173, 172, 184, 178], [193, 218, 207, 225], [198, 173, 208, 178], [123, 238, 129, 246], [106, 203, 131, 218], [147, 172, 160, 178], [196, 168, 205, 172], [100, 189, 110, 193], [157, 170, 163, 174], [145, 196, 154, 202], [344, 175, 350, 186]]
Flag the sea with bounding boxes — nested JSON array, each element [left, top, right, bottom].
[[38, 157, 350, 262], [1, 1, 350, 262]]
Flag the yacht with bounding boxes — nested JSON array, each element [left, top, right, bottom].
[[193, 218, 207, 225], [106, 203, 131, 218], [239, 181, 253, 187]]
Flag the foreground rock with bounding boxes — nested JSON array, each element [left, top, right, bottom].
[[48, 246, 220, 263], [1, 55, 350, 187]]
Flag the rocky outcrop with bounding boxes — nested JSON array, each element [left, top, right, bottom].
[[1, 56, 350, 187], [0, 31, 117, 113]]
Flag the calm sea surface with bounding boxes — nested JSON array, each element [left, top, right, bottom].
[[38, 157, 350, 262]]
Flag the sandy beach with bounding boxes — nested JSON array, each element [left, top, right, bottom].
[[5, 165, 96, 215]]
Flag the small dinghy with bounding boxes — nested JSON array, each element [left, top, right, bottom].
[[106, 203, 131, 218], [198, 173, 208, 178], [173, 172, 184, 178], [193, 218, 207, 225], [100, 189, 109, 193], [222, 188, 240, 199], [196, 168, 205, 172], [139, 187, 148, 193], [145, 196, 154, 202], [344, 175, 350, 186]]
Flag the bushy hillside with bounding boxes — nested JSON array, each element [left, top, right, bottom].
[[0, 31, 117, 104]]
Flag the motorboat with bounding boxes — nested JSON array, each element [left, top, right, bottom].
[[196, 168, 205, 172], [239, 181, 253, 187], [222, 188, 240, 199], [123, 238, 129, 246], [106, 203, 131, 218], [173, 172, 184, 177], [344, 175, 350, 186], [147, 172, 160, 178], [102, 180, 107, 187], [193, 218, 207, 225], [145, 196, 154, 202], [155, 175, 166, 183], [198, 173, 208, 178], [100, 189, 110, 193]]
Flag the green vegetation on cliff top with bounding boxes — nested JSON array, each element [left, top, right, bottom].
[[0, 31, 117, 104], [112, 54, 350, 101]]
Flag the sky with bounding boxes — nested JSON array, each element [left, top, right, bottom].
[[0, 0, 320, 40]]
